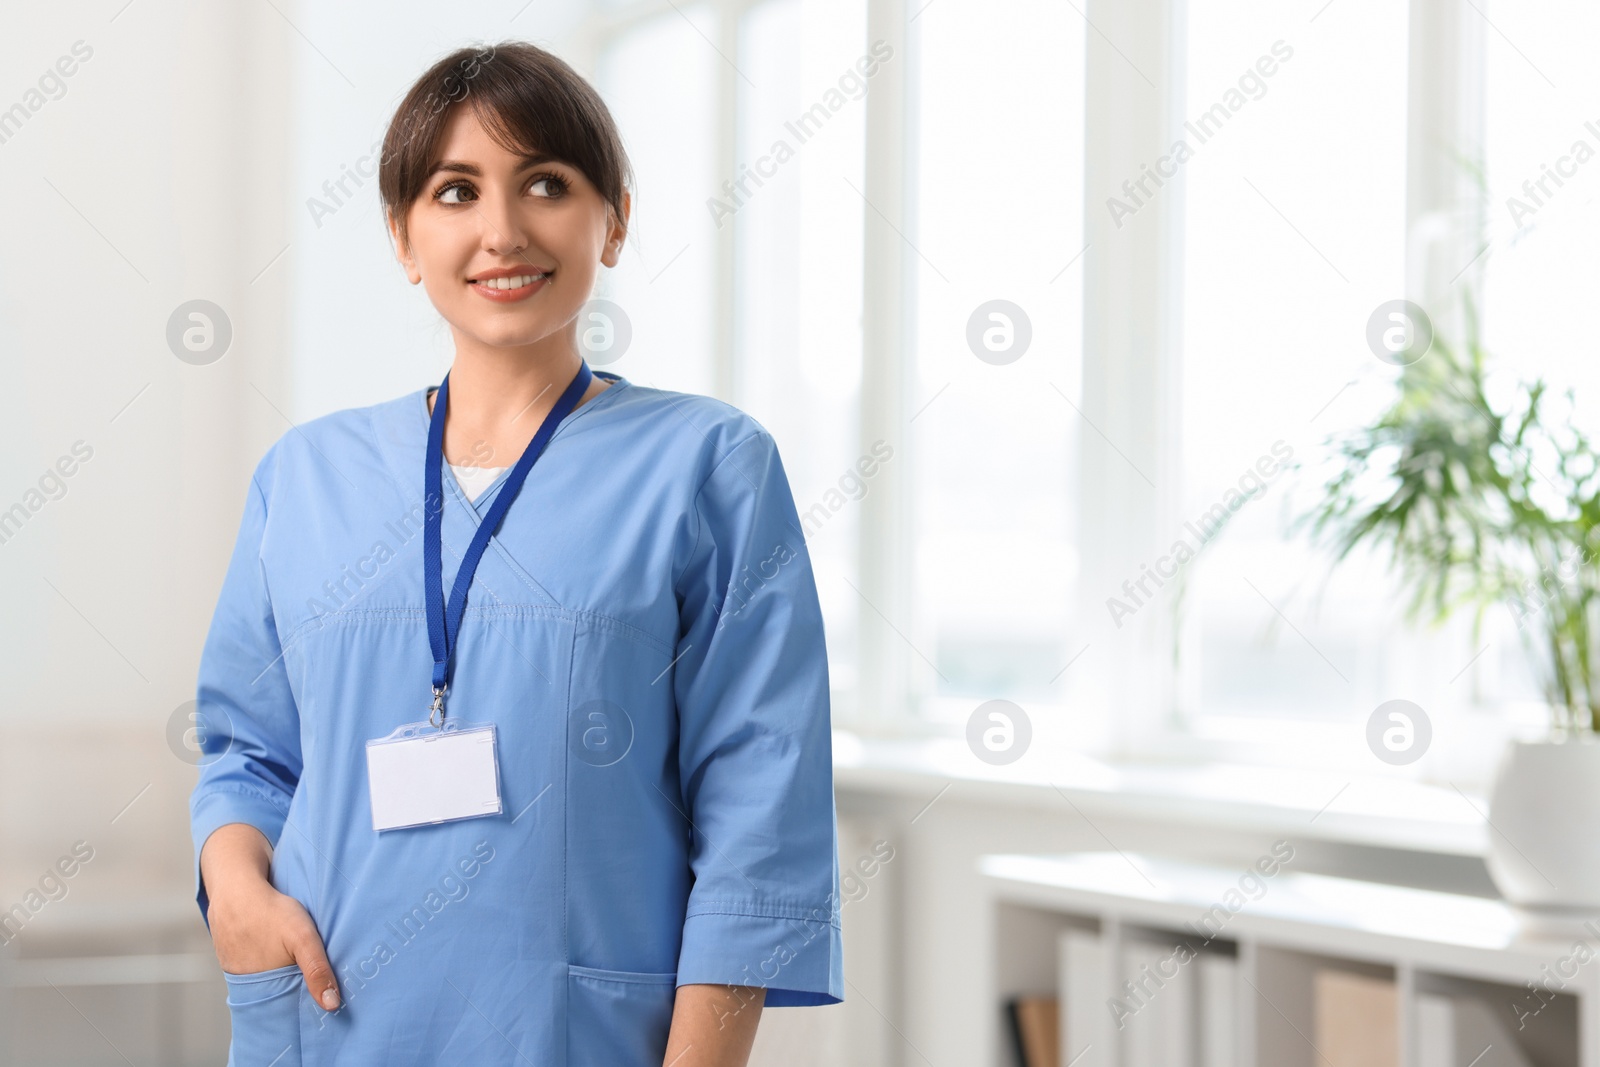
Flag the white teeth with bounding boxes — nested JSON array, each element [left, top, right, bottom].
[[476, 273, 546, 290]]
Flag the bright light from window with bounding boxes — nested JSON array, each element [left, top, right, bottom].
[[911, 0, 1085, 719], [1482, 3, 1600, 430], [1177, 0, 1411, 727]]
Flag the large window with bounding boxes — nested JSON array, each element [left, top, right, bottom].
[[588, 0, 1572, 778], [1175, 0, 1414, 744], [1169, 0, 1579, 774], [909, 0, 1085, 723]]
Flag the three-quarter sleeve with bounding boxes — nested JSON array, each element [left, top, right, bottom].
[[188, 450, 303, 930], [671, 430, 843, 1006]]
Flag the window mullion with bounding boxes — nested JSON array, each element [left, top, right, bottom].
[[1406, 0, 1487, 336], [1076, 0, 1185, 758], [855, 0, 916, 729]]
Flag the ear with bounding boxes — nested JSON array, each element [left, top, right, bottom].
[[387, 210, 423, 284], [600, 190, 631, 269]]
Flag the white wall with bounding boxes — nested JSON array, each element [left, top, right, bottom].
[[0, 0, 290, 887], [0, 4, 291, 1061]]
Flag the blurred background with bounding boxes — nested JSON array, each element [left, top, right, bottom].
[[5, 0, 1600, 1064]]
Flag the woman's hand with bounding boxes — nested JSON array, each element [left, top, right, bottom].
[[200, 823, 341, 1011]]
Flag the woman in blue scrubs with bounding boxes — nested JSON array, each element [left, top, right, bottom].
[[190, 41, 842, 1067]]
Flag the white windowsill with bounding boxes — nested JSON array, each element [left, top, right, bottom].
[[831, 730, 1489, 858]]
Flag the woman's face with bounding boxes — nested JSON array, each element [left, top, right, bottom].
[[389, 105, 628, 353]]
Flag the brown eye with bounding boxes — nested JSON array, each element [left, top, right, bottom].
[[529, 173, 570, 199], [435, 181, 475, 204]]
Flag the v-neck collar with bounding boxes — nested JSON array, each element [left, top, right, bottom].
[[416, 370, 629, 515], [362, 369, 629, 609]]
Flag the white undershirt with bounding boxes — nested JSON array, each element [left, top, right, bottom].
[[450, 463, 508, 504]]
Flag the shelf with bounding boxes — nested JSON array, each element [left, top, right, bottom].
[[983, 852, 1599, 1067], [984, 852, 1575, 984]]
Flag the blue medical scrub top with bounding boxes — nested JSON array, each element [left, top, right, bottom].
[[188, 372, 844, 1066]]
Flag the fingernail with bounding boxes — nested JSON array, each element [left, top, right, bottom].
[[322, 989, 340, 1010]]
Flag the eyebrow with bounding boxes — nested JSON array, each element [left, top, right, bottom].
[[428, 152, 565, 179]]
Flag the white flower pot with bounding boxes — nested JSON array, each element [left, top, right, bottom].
[[1486, 735, 1600, 911]]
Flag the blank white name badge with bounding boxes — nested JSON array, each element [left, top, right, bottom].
[[365, 720, 503, 832]]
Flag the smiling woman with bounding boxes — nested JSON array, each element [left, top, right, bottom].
[[190, 39, 840, 1067], [378, 47, 630, 463]]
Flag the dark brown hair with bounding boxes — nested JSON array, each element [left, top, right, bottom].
[[379, 41, 633, 249]]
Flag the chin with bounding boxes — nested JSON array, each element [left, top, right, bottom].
[[468, 319, 560, 350]]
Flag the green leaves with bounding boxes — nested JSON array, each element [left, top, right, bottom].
[[1294, 314, 1600, 733]]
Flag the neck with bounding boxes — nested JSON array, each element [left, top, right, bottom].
[[449, 345, 582, 428], [432, 332, 602, 467]]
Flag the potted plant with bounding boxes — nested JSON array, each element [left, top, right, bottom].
[[1294, 300, 1600, 911]]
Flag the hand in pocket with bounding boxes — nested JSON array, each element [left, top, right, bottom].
[[203, 824, 340, 1011], [212, 879, 339, 1010]]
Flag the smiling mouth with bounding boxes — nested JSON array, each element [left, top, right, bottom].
[[470, 270, 551, 290]]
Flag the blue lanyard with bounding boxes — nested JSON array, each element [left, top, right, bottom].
[[424, 360, 594, 725]]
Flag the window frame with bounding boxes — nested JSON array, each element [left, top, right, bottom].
[[1076, 0, 1493, 767], [573, 0, 1495, 765]]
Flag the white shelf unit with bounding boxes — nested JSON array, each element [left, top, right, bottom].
[[983, 852, 1597, 1067]]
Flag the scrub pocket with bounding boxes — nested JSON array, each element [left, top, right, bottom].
[[223, 963, 303, 1067], [567, 965, 677, 1067]]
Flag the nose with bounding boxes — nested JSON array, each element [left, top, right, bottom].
[[477, 186, 532, 260]]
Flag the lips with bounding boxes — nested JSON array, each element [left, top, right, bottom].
[[467, 269, 552, 303]]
